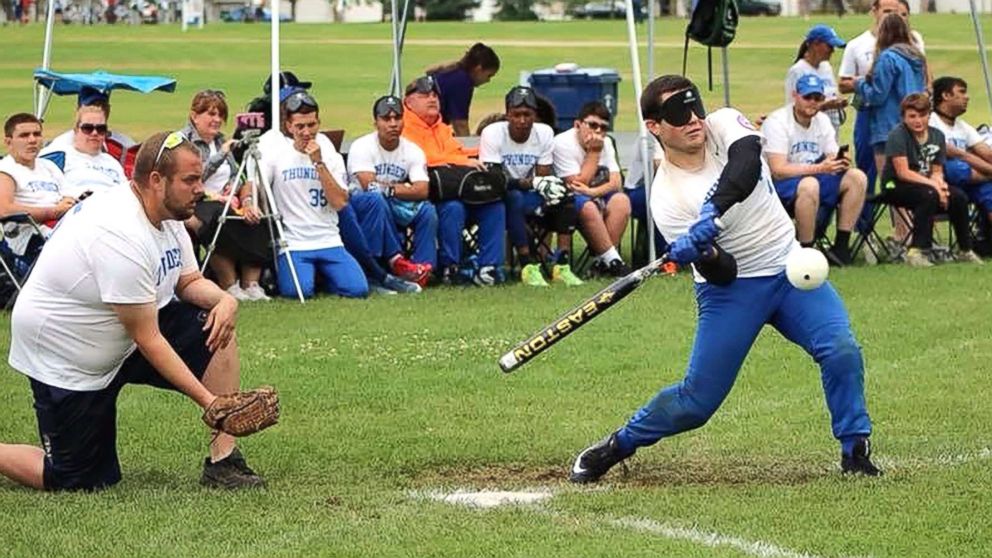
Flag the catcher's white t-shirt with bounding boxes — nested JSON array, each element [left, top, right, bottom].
[[552, 127, 620, 179], [650, 108, 798, 282], [838, 29, 926, 78], [479, 121, 555, 180], [784, 59, 842, 131], [929, 113, 982, 151], [346, 133, 429, 188], [624, 136, 664, 189], [9, 188, 198, 391], [39, 144, 127, 198], [761, 106, 839, 165], [258, 130, 347, 251]]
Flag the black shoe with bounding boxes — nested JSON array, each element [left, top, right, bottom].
[[569, 431, 634, 484], [841, 438, 882, 476], [606, 259, 632, 277], [201, 448, 266, 489], [822, 247, 851, 267]]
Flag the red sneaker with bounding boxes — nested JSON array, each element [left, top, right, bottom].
[[391, 257, 432, 284]]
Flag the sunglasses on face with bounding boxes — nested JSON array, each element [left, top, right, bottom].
[[652, 87, 707, 127], [582, 120, 610, 132], [284, 91, 318, 113], [79, 123, 108, 135], [802, 94, 825, 102], [153, 130, 188, 169]]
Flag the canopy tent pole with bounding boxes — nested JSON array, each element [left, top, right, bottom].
[[721, 47, 730, 106], [625, 0, 656, 261], [181, 0, 188, 31], [270, 0, 281, 137], [646, 0, 655, 82], [35, 0, 57, 118], [390, 0, 401, 95], [969, 0, 992, 118]]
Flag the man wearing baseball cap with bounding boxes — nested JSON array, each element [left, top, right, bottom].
[[479, 86, 582, 287], [761, 74, 867, 265], [402, 75, 506, 286], [346, 96, 438, 284]]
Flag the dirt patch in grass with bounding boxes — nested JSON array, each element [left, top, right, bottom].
[[409, 456, 829, 489]]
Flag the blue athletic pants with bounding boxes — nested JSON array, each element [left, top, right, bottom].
[[618, 273, 871, 450], [276, 246, 368, 299], [437, 199, 505, 268], [349, 190, 404, 261]]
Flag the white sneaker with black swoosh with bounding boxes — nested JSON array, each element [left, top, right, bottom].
[[569, 431, 634, 484]]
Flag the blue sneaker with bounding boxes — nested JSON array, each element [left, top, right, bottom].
[[381, 274, 422, 294]]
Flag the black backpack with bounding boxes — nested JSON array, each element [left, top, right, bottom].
[[682, 0, 740, 91]]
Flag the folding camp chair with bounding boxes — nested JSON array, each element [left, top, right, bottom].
[[851, 193, 960, 264], [0, 213, 46, 310]]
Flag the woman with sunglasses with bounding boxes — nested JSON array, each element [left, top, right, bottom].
[[568, 75, 879, 484], [39, 105, 127, 199], [785, 24, 848, 135], [182, 90, 271, 302]]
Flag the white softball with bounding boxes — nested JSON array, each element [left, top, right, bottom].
[[785, 247, 829, 291]]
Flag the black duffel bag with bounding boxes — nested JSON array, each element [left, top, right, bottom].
[[428, 165, 507, 205]]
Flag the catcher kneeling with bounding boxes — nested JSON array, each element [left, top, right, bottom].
[[0, 131, 278, 492]]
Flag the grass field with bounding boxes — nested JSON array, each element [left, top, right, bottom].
[[2, 15, 992, 558]]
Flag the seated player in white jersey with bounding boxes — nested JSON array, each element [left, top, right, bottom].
[[346, 95, 436, 287], [553, 101, 632, 278], [39, 105, 128, 199], [257, 90, 368, 299], [0, 113, 76, 273], [480, 86, 583, 287], [930, 76, 992, 228], [568, 75, 880, 484], [1, 131, 266, 491], [762, 74, 867, 266]]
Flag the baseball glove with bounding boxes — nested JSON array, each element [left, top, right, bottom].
[[202, 386, 280, 437], [533, 176, 568, 206]]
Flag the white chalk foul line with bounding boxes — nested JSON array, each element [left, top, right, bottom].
[[416, 488, 866, 558], [606, 516, 855, 558]]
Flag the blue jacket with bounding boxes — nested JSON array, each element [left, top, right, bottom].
[[855, 45, 927, 146]]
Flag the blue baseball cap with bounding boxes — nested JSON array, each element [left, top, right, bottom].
[[77, 86, 109, 107], [795, 74, 825, 97], [805, 24, 846, 48]]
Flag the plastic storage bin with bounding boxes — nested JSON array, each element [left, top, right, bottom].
[[527, 66, 621, 133]]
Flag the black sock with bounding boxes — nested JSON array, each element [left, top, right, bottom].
[[557, 251, 570, 265], [834, 230, 851, 251], [800, 241, 815, 248], [518, 253, 532, 266]]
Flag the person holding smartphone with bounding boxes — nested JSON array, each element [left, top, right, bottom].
[[761, 75, 868, 266]]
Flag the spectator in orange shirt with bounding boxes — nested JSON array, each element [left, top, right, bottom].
[[402, 76, 506, 285]]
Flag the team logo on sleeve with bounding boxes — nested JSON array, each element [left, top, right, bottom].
[[737, 114, 757, 131]]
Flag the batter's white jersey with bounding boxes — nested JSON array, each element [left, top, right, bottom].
[[9, 188, 198, 391], [762, 106, 839, 165], [257, 130, 347, 251], [479, 121, 555, 180], [650, 108, 798, 282]]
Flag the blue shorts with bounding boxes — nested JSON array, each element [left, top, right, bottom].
[[31, 302, 213, 491], [944, 158, 992, 212], [774, 173, 842, 210], [574, 190, 625, 211]]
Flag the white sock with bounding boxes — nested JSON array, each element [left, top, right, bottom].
[[597, 247, 620, 264]]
